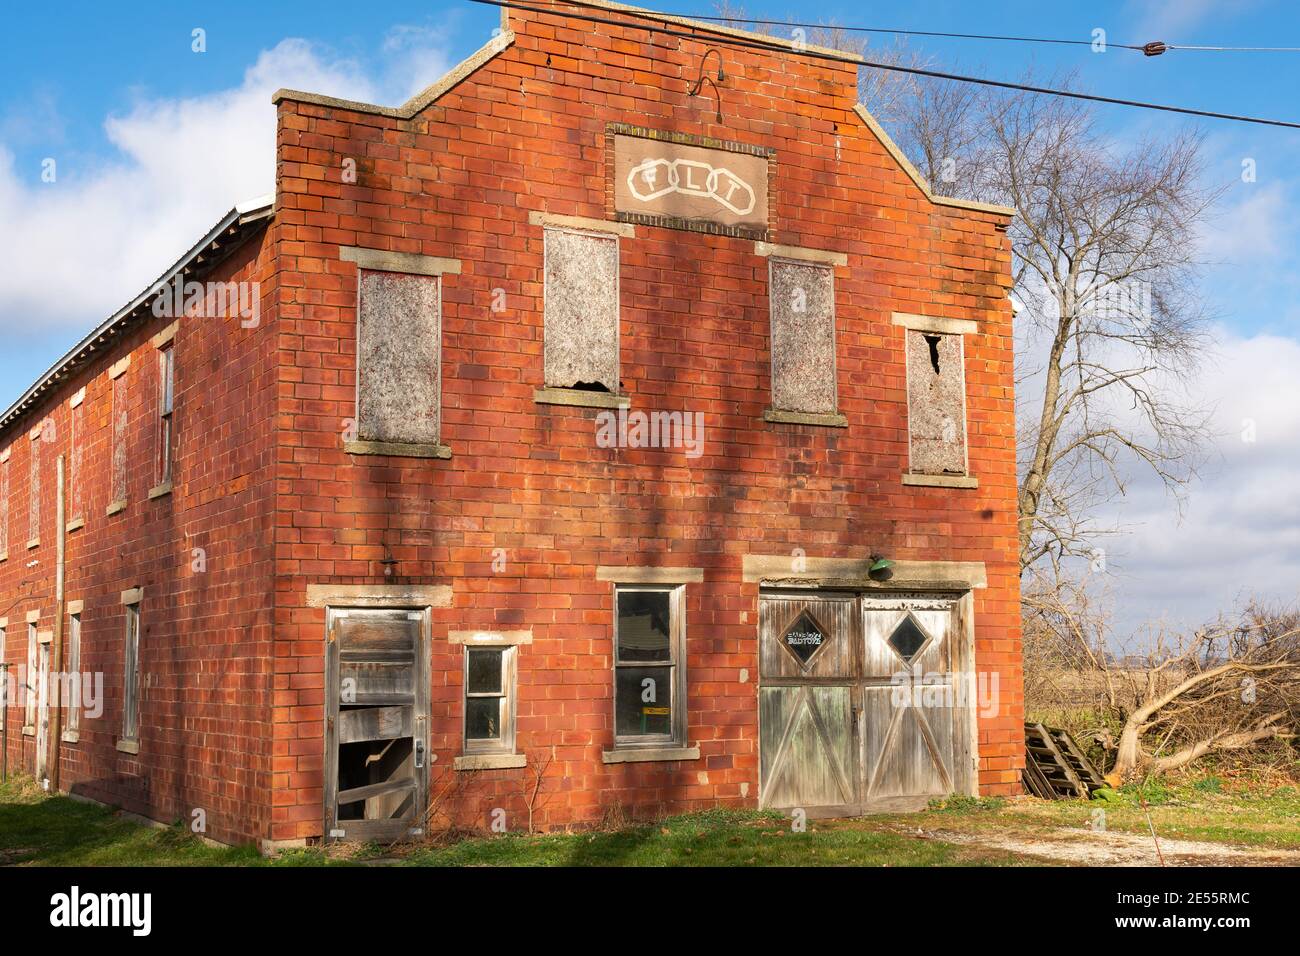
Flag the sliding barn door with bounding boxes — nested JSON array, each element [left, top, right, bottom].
[[324, 607, 430, 842], [860, 593, 969, 809], [758, 592, 858, 815]]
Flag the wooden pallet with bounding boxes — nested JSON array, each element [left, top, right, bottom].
[[1022, 721, 1106, 799]]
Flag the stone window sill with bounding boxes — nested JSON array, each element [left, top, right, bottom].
[[62, 730, 80, 744], [22, 725, 35, 737], [26, 538, 39, 550], [602, 745, 700, 765], [66, 517, 85, 533], [116, 738, 140, 755], [106, 499, 127, 516], [344, 439, 452, 459], [454, 753, 527, 771], [534, 387, 630, 409], [0, 552, 7, 563], [148, 480, 173, 500], [764, 408, 848, 428], [902, 473, 979, 489]]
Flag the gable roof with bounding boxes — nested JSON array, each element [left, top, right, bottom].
[[0, 195, 275, 441]]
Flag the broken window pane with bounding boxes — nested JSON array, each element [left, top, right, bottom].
[[769, 259, 837, 414], [356, 270, 441, 444], [542, 228, 620, 392], [906, 328, 967, 474]]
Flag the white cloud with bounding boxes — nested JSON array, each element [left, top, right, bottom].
[[0, 29, 450, 337], [1098, 327, 1300, 636]]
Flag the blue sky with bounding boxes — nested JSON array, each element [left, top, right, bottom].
[[1, 0, 1297, 639]]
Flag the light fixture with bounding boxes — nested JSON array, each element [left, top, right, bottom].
[[688, 47, 726, 123]]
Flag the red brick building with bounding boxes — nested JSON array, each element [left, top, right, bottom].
[[0, 1, 1021, 849]]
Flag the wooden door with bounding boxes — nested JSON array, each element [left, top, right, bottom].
[[758, 592, 858, 815], [324, 607, 430, 842], [860, 593, 971, 810]]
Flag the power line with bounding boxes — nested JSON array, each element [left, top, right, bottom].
[[469, 0, 1300, 129], [654, 12, 1300, 55]]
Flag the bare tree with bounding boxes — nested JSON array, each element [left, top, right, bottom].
[[1024, 572, 1299, 780], [888, 79, 1221, 572]]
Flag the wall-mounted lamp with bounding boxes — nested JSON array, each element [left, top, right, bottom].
[[688, 47, 726, 123], [381, 548, 398, 579]]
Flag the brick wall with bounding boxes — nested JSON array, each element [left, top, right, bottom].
[[268, 4, 1022, 841], [0, 228, 281, 845]]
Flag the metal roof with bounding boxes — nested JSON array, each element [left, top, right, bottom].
[[0, 194, 275, 440]]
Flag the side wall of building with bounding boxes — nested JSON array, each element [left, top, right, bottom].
[[268, 5, 1022, 842], [0, 228, 282, 845]]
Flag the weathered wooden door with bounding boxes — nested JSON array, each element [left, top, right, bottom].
[[324, 607, 430, 842], [758, 589, 975, 816], [758, 592, 858, 815], [860, 593, 974, 810]]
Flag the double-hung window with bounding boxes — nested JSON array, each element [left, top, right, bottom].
[[613, 585, 687, 749]]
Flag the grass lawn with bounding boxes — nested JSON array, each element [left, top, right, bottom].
[[2, 773, 1295, 866]]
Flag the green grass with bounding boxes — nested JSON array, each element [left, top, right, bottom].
[[401, 808, 1032, 867], [3, 772, 1296, 866]]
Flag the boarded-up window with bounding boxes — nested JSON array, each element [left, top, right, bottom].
[[543, 228, 620, 392], [769, 259, 837, 414], [28, 432, 40, 543], [906, 330, 968, 475], [356, 270, 441, 445], [111, 373, 127, 505], [156, 346, 175, 484], [69, 396, 84, 522]]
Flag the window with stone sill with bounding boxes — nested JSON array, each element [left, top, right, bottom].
[[613, 585, 687, 750], [121, 601, 141, 743], [767, 258, 840, 419], [463, 645, 517, 757], [905, 329, 969, 477], [541, 227, 621, 398], [355, 269, 442, 447]]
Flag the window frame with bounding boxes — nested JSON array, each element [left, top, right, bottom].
[[461, 644, 517, 757], [24, 621, 37, 730], [539, 223, 623, 398], [612, 584, 687, 751], [64, 609, 82, 739], [121, 598, 141, 746], [156, 345, 174, 486]]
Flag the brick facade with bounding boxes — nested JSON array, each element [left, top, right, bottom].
[[0, 2, 1022, 847]]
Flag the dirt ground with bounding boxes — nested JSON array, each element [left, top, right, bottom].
[[914, 826, 1300, 866]]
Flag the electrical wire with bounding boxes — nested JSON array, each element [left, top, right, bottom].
[[467, 0, 1300, 129], [654, 12, 1300, 54]]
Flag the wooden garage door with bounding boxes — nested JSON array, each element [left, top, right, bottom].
[[758, 592, 857, 815], [758, 589, 974, 815], [860, 594, 963, 808], [324, 607, 430, 842]]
